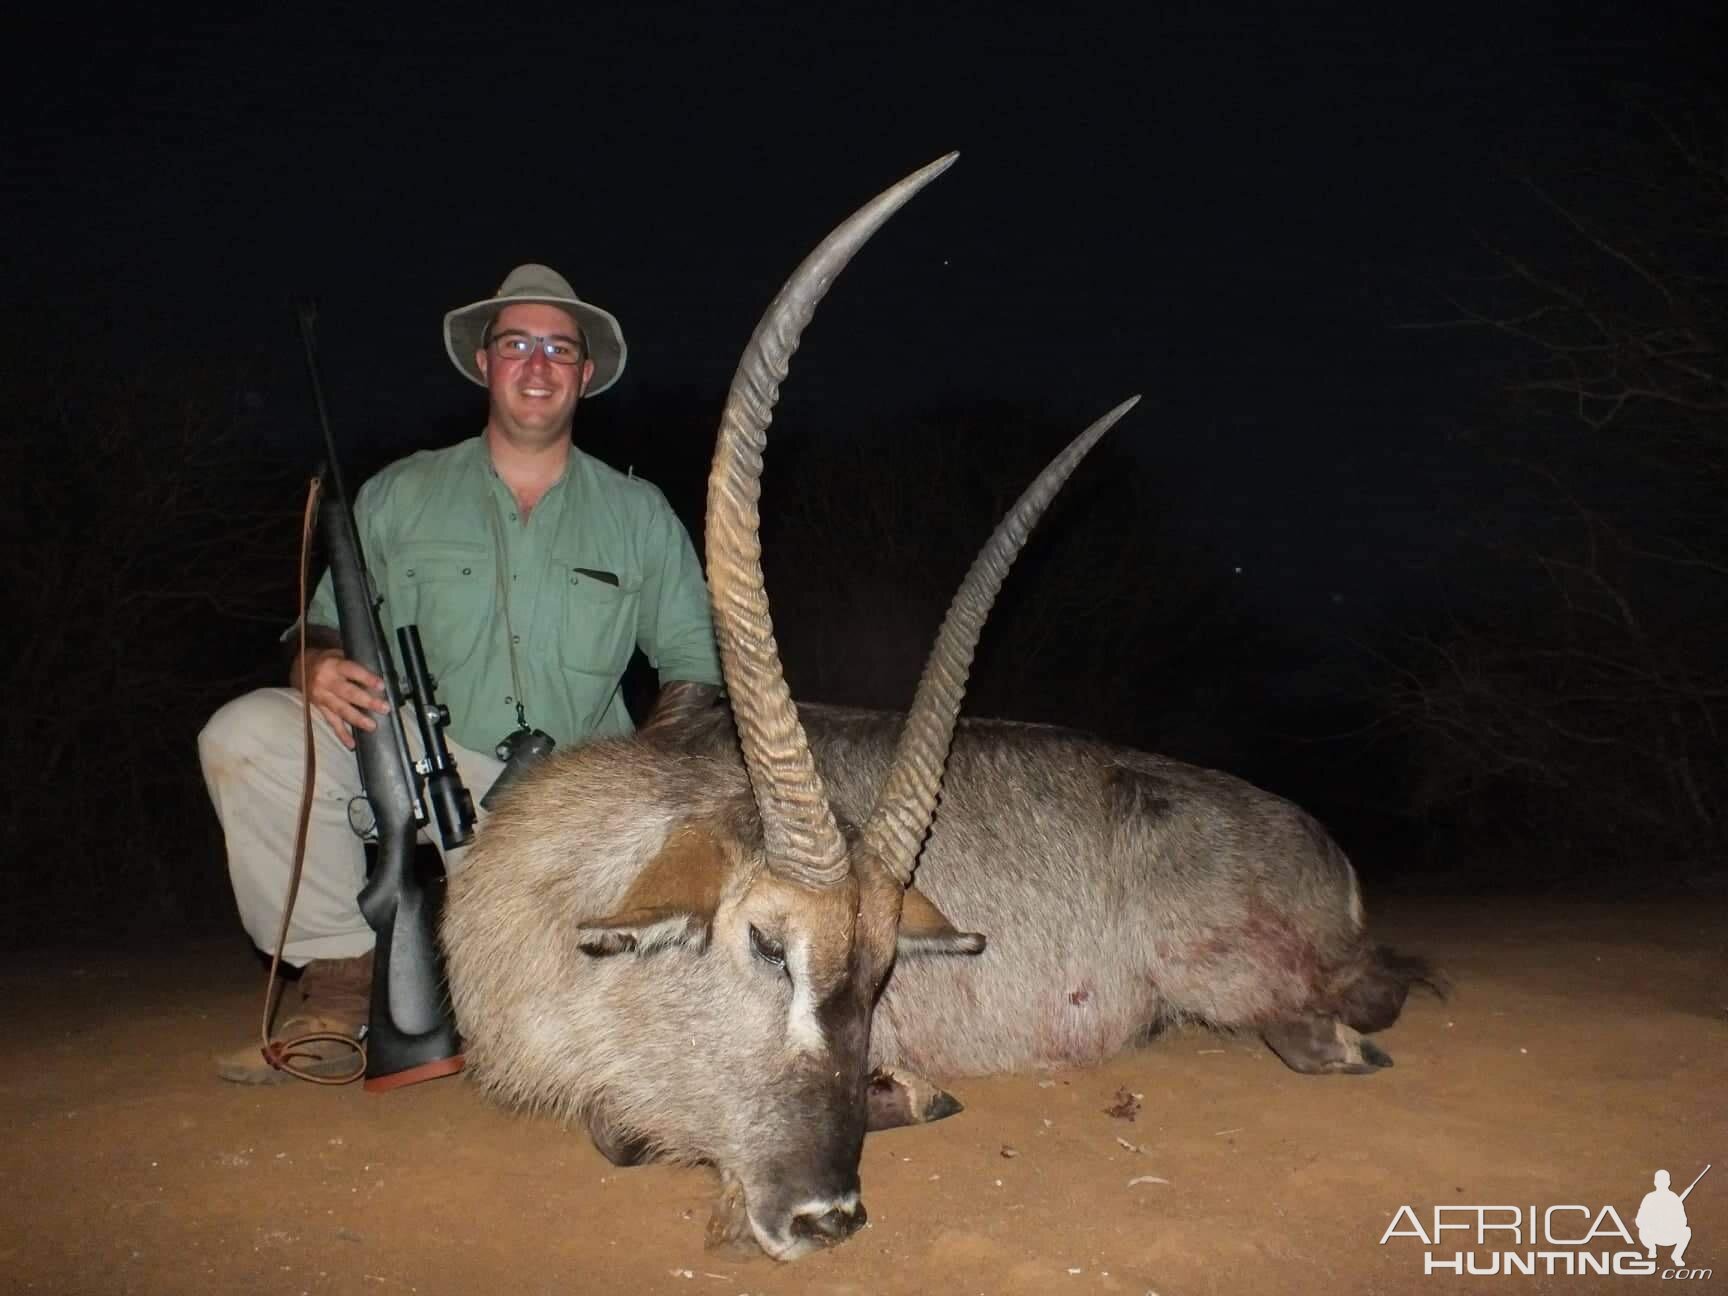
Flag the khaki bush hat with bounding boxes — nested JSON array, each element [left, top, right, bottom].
[[443, 264, 626, 396]]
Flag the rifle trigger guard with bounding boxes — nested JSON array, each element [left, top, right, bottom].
[[347, 795, 378, 840]]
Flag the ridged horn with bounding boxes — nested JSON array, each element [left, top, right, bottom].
[[860, 396, 1141, 884], [706, 153, 960, 889]]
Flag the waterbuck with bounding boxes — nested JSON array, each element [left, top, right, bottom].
[[442, 154, 1434, 1261]]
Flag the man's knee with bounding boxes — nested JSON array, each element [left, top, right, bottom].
[[199, 688, 302, 775]]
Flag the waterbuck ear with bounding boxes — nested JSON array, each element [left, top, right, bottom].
[[576, 825, 724, 959], [897, 885, 987, 958]]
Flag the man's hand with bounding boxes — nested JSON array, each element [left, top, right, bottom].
[[293, 644, 392, 750]]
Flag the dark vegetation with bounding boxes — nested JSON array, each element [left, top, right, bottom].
[[1370, 99, 1728, 892], [6, 101, 1724, 949]]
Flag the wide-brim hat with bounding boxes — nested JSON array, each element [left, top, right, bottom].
[[443, 264, 627, 396]]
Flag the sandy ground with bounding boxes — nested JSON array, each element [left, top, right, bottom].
[[3, 897, 1723, 1296]]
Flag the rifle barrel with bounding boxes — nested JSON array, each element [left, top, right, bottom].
[[1678, 1163, 1710, 1202], [294, 300, 354, 511]]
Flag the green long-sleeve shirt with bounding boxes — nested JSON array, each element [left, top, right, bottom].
[[302, 435, 721, 752]]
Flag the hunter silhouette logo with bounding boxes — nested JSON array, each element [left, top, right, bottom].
[[1379, 1163, 1712, 1279], [1637, 1165, 1708, 1268]]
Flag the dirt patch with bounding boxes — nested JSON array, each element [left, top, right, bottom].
[[4, 898, 1723, 1294]]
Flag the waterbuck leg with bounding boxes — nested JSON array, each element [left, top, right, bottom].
[[705, 1169, 762, 1256], [586, 1110, 654, 1166], [866, 1066, 964, 1131], [1262, 1015, 1393, 1076]]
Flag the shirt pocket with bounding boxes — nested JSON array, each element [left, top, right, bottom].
[[556, 563, 641, 682], [387, 542, 495, 678]]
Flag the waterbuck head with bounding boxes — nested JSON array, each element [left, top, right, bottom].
[[571, 154, 1137, 1259]]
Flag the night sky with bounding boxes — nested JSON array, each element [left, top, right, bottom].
[[10, 2, 1723, 673]]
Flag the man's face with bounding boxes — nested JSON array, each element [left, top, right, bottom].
[[476, 302, 595, 442]]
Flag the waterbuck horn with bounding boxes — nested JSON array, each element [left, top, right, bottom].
[[860, 396, 1142, 885], [706, 152, 960, 889]]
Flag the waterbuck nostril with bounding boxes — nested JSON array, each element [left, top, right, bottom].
[[790, 1201, 867, 1245]]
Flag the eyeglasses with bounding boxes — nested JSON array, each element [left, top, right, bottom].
[[488, 332, 586, 365]]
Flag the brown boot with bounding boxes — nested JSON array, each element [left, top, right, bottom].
[[214, 951, 374, 1085]]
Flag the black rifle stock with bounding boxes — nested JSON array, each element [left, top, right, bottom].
[[296, 302, 474, 1092]]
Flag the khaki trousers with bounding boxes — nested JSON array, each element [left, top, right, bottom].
[[198, 687, 506, 966]]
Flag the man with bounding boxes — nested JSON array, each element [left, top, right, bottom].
[[201, 265, 722, 1083], [1635, 1168, 1694, 1268]]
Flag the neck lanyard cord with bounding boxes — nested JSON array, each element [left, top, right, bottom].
[[486, 490, 530, 731]]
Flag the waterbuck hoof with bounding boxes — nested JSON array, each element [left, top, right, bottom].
[[925, 1089, 964, 1121], [1359, 1038, 1394, 1070], [705, 1174, 763, 1256], [865, 1066, 965, 1131], [1262, 1015, 1395, 1076]]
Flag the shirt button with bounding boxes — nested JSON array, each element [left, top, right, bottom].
[[512, 634, 521, 645]]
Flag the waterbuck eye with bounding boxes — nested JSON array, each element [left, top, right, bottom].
[[748, 924, 787, 970]]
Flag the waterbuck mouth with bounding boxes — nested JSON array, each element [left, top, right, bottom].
[[706, 1167, 868, 1260], [753, 1192, 868, 1261]]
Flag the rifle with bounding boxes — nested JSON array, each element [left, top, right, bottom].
[[295, 302, 475, 1092]]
